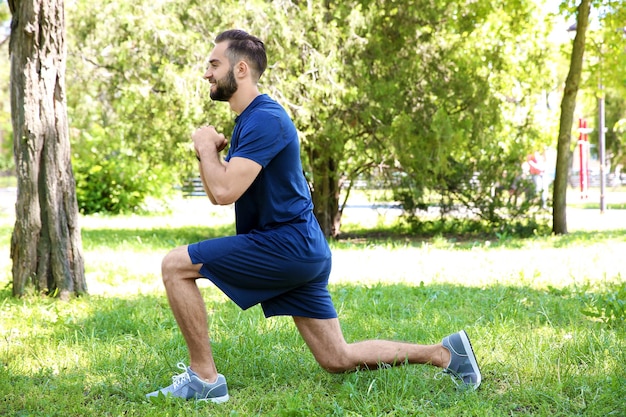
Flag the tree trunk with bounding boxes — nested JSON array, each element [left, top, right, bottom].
[[309, 148, 342, 238], [553, 0, 591, 235], [8, 0, 86, 298]]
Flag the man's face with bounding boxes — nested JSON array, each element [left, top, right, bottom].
[[205, 42, 238, 102], [210, 66, 238, 102]]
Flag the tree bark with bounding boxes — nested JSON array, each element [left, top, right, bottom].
[[9, 0, 86, 298], [553, 0, 591, 235], [309, 148, 342, 238]]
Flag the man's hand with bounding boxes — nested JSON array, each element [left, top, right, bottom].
[[192, 126, 228, 160]]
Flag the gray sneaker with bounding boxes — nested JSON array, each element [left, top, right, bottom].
[[146, 362, 229, 403], [442, 330, 482, 389]]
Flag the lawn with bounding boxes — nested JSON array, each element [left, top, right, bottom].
[[0, 197, 625, 416]]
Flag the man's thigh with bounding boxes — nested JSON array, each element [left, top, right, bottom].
[[188, 234, 334, 315]]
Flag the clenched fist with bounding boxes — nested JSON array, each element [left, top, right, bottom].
[[192, 125, 228, 160]]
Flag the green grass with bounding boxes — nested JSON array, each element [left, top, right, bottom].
[[569, 201, 626, 210], [0, 199, 625, 416]]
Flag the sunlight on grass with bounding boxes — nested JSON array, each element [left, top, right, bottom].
[[329, 239, 625, 291]]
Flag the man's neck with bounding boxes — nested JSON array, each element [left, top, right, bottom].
[[229, 86, 261, 115]]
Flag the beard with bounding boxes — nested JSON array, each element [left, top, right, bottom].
[[210, 67, 238, 102]]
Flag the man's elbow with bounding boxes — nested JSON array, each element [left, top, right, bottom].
[[213, 197, 233, 206], [212, 189, 237, 206], [206, 194, 218, 205]]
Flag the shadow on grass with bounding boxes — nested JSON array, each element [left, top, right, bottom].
[[334, 227, 626, 250], [2, 281, 624, 416], [550, 228, 626, 247]]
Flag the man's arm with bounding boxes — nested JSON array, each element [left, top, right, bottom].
[[193, 126, 262, 206], [198, 160, 219, 204]]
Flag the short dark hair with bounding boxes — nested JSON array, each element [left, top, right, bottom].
[[215, 30, 267, 81]]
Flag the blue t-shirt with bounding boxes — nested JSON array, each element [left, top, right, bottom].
[[225, 95, 330, 260]]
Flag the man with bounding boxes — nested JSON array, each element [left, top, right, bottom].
[[146, 29, 481, 403]]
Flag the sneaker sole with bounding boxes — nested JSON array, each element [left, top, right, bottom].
[[198, 394, 230, 404], [459, 330, 482, 389]]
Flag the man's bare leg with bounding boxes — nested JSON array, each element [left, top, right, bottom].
[[161, 245, 218, 382], [293, 316, 450, 373]]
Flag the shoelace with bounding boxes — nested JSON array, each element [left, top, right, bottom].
[[436, 369, 477, 391], [435, 370, 461, 387], [171, 362, 191, 389]]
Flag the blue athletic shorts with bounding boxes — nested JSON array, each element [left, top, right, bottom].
[[187, 231, 338, 319]]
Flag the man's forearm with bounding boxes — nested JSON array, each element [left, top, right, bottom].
[[198, 162, 218, 204], [197, 145, 232, 205]]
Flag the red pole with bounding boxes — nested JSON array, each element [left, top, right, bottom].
[[579, 119, 589, 199], [579, 119, 584, 193]]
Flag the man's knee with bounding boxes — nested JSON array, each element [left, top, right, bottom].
[[161, 246, 192, 286], [313, 350, 354, 373], [294, 317, 354, 373], [318, 360, 349, 374]]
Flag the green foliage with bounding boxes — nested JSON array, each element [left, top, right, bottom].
[[601, 4, 626, 169], [66, 0, 213, 213], [73, 145, 165, 214], [575, 1, 626, 170], [0, 0, 613, 228], [0, 0, 8, 22], [0, 1, 12, 173], [368, 0, 558, 225], [56, 0, 620, 232]]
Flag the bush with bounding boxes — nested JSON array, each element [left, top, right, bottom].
[[73, 151, 168, 214]]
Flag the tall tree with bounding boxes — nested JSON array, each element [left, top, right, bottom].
[[553, 0, 591, 234], [8, 0, 86, 298]]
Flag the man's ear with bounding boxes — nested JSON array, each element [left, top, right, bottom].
[[235, 60, 249, 79]]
